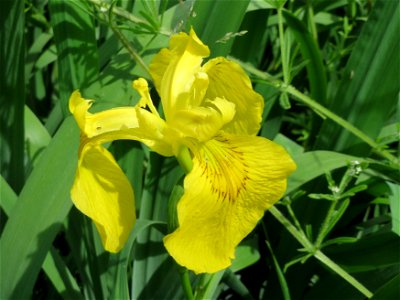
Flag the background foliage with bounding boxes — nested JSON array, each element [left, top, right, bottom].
[[0, 0, 399, 299]]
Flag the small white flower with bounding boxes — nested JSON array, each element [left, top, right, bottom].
[[331, 186, 340, 193]]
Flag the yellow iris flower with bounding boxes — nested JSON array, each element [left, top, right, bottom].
[[69, 29, 296, 274]]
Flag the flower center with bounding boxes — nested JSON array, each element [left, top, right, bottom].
[[194, 136, 249, 203]]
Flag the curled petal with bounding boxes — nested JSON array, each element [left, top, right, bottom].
[[149, 29, 210, 119], [169, 97, 235, 144], [149, 47, 172, 95], [71, 143, 135, 252], [164, 134, 296, 273], [203, 58, 264, 135], [69, 90, 93, 132], [132, 78, 160, 117], [68, 91, 174, 157]]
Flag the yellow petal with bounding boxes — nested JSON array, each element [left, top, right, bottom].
[[169, 97, 235, 143], [203, 57, 264, 135], [164, 134, 296, 273], [149, 29, 210, 119], [149, 48, 172, 95], [71, 143, 136, 252], [132, 78, 160, 117], [69, 90, 93, 132], [69, 91, 174, 157]]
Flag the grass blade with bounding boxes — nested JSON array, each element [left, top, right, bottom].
[[387, 183, 400, 236], [190, 0, 250, 57], [0, 118, 78, 299], [49, 0, 99, 115], [265, 238, 291, 300], [0, 176, 17, 217], [0, 175, 81, 299], [315, 0, 400, 154], [0, 0, 25, 192], [286, 150, 365, 194]]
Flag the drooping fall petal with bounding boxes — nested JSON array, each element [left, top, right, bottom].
[[69, 89, 174, 253], [71, 143, 135, 252], [164, 133, 296, 273]]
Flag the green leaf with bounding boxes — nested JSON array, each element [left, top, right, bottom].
[[340, 184, 368, 199], [222, 269, 255, 300], [265, 238, 292, 300], [24, 106, 51, 169], [230, 9, 269, 66], [0, 0, 25, 192], [308, 193, 335, 201], [167, 184, 184, 233], [189, 0, 250, 57], [273, 133, 304, 157], [323, 198, 350, 240], [35, 44, 58, 69], [131, 154, 187, 299], [25, 32, 53, 81], [0, 176, 81, 299], [322, 236, 359, 248], [49, 0, 99, 115], [0, 118, 78, 299], [315, 0, 400, 154], [287, 151, 365, 194], [0, 176, 17, 216], [282, 9, 327, 105], [230, 237, 260, 273], [42, 248, 82, 299], [377, 122, 400, 146], [371, 273, 400, 300], [325, 232, 400, 273], [108, 219, 167, 300], [387, 182, 400, 236], [195, 271, 225, 300]]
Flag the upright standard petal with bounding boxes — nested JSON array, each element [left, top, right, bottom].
[[71, 143, 135, 252], [149, 29, 210, 119], [164, 134, 296, 273], [203, 58, 264, 135]]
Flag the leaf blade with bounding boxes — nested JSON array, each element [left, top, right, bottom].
[[0, 118, 79, 299]]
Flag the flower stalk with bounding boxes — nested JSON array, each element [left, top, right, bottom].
[[109, 19, 151, 78]]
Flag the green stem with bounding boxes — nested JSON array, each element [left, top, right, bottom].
[[314, 250, 373, 298], [176, 146, 193, 174], [314, 198, 338, 248], [288, 84, 398, 165], [269, 207, 313, 250], [284, 84, 398, 165], [110, 23, 151, 78], [315, 170, 353, 248], [178, 267, 195, 300], [87, 0, 148, 25], [286, 204, 307, 239], [194, 271, 225, 300], [269, 206, 373, 298], [278, 7, 289, 85], [172, 147, 196, 300]]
